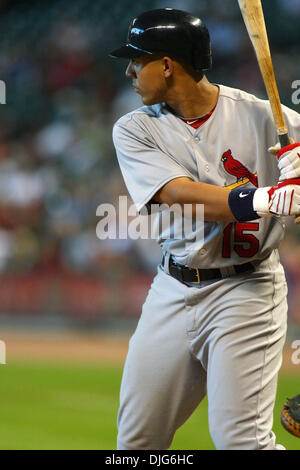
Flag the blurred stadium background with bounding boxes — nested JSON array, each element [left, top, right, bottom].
[[0, 0, 299, 450]]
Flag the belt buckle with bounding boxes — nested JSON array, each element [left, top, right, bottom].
[[189, 267, 201, 284]]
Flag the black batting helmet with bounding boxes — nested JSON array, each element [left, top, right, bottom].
[[109, 8, 212, 72]]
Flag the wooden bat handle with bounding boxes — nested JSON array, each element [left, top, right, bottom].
[[238, 0, 299, 223], [237, 0, 289, 145]]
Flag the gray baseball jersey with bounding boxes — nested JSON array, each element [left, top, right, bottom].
[[113, 84, 299, 450], [113, 84, 300, 268]]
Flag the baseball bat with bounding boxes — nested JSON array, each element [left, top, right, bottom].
[[237, 0, 290, 148]]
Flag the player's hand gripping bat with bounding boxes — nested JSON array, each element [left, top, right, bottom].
[[237, 0, 300, 223]]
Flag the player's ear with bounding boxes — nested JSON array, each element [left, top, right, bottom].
[[162, 57, 174, 78]]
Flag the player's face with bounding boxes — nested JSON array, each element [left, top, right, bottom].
[[125, 56, 168, 105]]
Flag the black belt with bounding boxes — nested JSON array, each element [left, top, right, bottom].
[[163, 254, 255, 285]]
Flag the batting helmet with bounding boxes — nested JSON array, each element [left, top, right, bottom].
[[109, 8, 212, 72]]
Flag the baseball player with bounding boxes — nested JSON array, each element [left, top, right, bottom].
[[110, 8, 300, 450]]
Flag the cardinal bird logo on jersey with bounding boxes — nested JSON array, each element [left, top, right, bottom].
[[221, 149, 258, 188]]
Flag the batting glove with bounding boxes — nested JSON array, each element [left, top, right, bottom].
[[253, 178, 300, 217], [268, 142, 300, 181]]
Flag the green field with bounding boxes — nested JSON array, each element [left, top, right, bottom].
[[0, 361, 299, 450]]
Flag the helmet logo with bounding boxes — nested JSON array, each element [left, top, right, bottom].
[[131, 27, 144, 36]]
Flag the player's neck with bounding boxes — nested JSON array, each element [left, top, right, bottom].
[[165, 77, 219, 119]]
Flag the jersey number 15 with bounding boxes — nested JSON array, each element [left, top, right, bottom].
[[222, 222, 259, 258]]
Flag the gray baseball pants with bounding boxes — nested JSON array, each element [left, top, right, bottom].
[[117, 250, 287, 450]]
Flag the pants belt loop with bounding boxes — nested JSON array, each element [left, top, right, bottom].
[[226, 265, 236, 277], [162, 252, 171, 275], [219, 266, 232, 278]]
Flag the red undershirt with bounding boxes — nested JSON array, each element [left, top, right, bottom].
[[180, 103, 217, 128]]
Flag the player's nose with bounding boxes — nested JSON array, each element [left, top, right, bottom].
[[125, 61, 136, 79]]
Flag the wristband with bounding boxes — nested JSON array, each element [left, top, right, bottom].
[[228, 188, 260, 222]]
